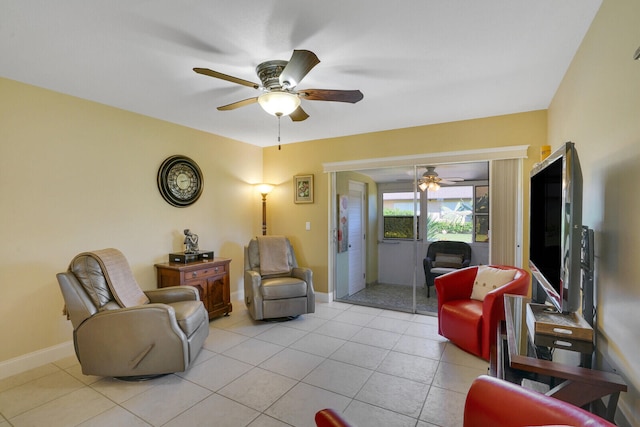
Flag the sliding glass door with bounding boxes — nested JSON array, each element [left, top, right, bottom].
[[327, 147, 527, 315]]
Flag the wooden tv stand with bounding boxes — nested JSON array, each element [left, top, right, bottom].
[[492, 294, 626, 422]]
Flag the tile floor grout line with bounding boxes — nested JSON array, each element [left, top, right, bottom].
[[0, 300, 485, 427]]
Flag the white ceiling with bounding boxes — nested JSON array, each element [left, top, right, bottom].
[[1, 1, 601, 148]]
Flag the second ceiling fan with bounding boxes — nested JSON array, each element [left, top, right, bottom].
[[418, 166, 464, 191], [194, 49, 363, 121]]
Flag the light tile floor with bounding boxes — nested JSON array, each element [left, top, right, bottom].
[[0, 300, 489, 427]]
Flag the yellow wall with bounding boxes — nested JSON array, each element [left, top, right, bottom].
[[548, 0, 640, 421], [0, 78, 262, 364], [263, 110, 547, 293]]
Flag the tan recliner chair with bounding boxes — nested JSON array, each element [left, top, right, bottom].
[[57, 248, 209, 378], [244, 236, 315, 320]]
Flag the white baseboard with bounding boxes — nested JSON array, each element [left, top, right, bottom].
[[0, 341, 75, 380], [315, 291, 330, 303], [231, 290, 242, 303]]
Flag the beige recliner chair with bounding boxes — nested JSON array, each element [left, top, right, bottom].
[[56, 248, 209, 378], [244, 236, 315, 320]]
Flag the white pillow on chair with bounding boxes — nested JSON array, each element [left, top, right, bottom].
[[470, 265, 516, 301]]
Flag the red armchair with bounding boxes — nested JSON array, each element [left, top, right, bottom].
[[464, 375, 616, 426], [435, 265, 530, 360]]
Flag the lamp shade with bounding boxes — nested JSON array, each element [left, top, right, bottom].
[[256, 183, 275, 195], [257, 91, 301, 116]]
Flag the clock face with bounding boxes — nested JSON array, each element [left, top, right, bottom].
[[157, 155, 203, 207]]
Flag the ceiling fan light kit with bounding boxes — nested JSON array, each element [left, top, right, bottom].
[[417, 166, 463, 191], [257, 91, 300, 116], [418, 181, 440, 192]]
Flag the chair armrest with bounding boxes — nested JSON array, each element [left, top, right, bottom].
[[145, 286, 200, 304], [292, 266, 313, 286], [244, 269, 264, 318], [293, 267, 315, 313], [423, 256, 434, 270], [244, 270, 262, 293]]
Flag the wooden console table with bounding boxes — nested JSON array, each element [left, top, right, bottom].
[[494, 294, 626, 422], [155, 258, 232, 320]]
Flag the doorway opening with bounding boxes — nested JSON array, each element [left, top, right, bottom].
[[333, 162, 490, 315], [326, 146, 528, 315]]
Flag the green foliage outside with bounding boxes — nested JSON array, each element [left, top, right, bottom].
[[383, 208, 413, 216], [383, 216, 416, 239], [383, 195, 476, 243], [383, 213, 472, 241], [425, 215, 438, 241], [429, 221, 473, 234]]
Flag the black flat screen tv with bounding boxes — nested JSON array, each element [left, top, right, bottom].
[[529, 142, 583, 314]]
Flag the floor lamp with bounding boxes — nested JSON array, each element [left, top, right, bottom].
[[256, 184, 274, 235]]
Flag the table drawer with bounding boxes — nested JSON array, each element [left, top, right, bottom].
[[184, 263, 226, 280]]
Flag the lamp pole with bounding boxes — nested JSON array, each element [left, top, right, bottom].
[[261, 192, 268, 235], [256, 184, 274, 236]]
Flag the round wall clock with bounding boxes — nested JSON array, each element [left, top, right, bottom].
[[157, 155, 203, 207]]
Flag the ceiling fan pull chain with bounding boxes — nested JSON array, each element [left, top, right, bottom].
[[277, 112, 282, 150]]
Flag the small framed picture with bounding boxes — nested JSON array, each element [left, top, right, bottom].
[[294, 174, 314, 204], [475, 185, 489, 214], [475, 215, 489, 242]]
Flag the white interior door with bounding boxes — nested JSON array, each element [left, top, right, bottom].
[[348, 181, 366, 295]]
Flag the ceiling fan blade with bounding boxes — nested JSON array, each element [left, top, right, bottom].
[[300, 89, 364, 103], [194, 68, 260, 89], [289, 106, 309, 122], [279, 50, 320, 89], [217, 97, 258, 111]]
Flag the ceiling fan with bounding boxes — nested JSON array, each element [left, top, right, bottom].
[[194, 49, 363, 121], [418, 166, 464, 191]]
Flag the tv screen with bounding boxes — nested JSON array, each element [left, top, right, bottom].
[[529, 142, 582, 313], [530, 157, 562, 294]]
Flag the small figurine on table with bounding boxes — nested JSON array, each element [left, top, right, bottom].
[[183, 229, 199, 254]]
